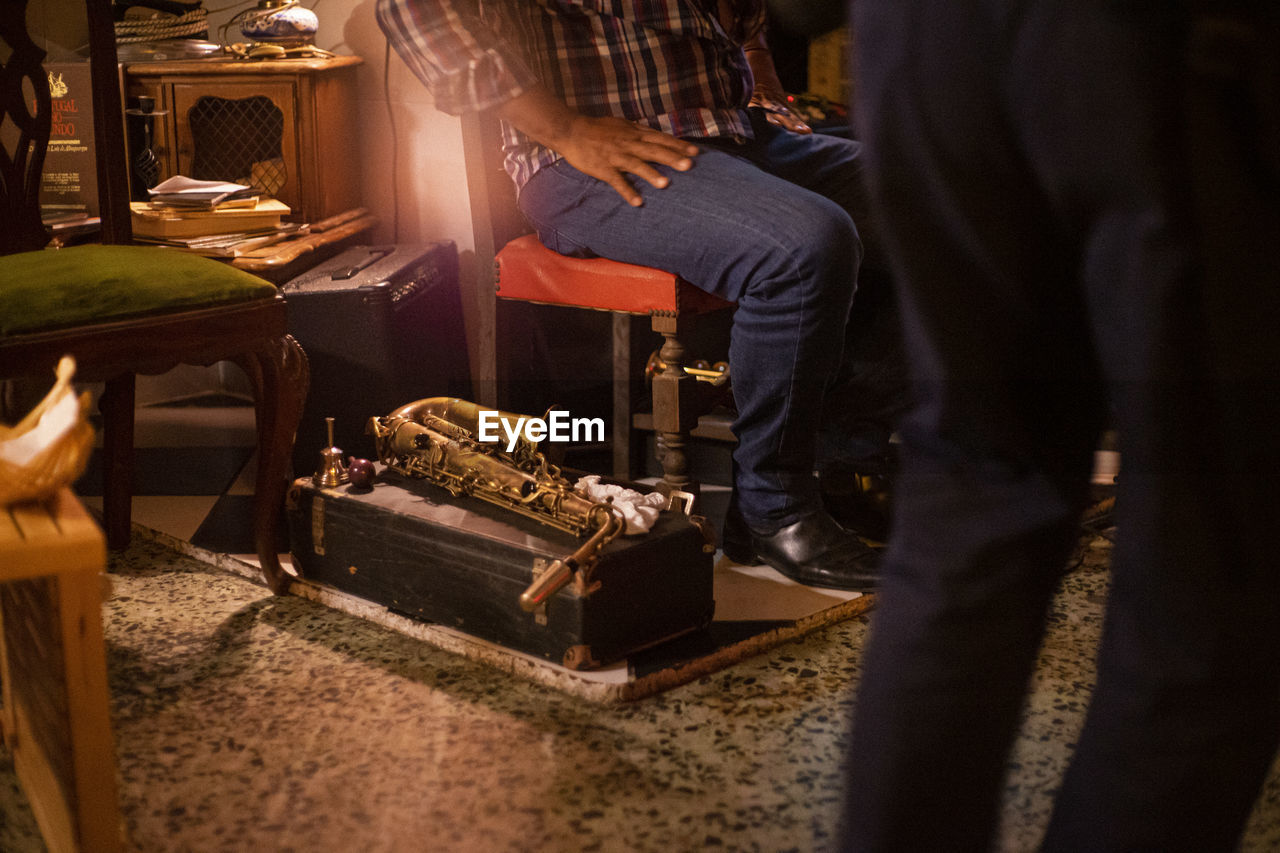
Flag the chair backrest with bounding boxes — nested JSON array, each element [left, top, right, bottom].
[[459, 110, 532, 255], [1, 0, 132, 256], [0, 7, 54, 254]]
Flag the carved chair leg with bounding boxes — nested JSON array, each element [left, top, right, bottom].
[[234, 335, 308, 594], [611, 312, 634, 481], [99, 374, 136, 550], [649, 313, 698, 497]]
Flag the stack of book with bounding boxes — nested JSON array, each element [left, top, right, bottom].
[[130, 176, 299, 257]]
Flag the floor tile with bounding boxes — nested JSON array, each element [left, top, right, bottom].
[[82, 494, 221, 545]]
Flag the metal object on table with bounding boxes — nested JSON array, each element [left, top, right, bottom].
[[124, 95, 167, 201], [312, 417, 349, 487], [645, 351, 730, 385]]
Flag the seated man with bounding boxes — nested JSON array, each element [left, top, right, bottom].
[[377, 0, 904, 590]]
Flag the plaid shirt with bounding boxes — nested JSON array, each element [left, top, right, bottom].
[[376, 0, 760, 189]]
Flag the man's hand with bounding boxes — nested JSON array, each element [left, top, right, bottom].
[[749, 93, 813, 134], [498, 85, 698, 207], [742, 32, 811, 135], [555, 115, 699, 207]]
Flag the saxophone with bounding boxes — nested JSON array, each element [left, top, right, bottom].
[[368, 397, 622, 611]]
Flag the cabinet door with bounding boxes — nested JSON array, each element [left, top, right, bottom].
[[170, 80, 302, 216]]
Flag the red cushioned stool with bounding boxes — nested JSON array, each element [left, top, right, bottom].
[[495, 234, 732, 495]]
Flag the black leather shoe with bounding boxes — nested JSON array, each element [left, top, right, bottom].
[[722, 509, 879, 591]]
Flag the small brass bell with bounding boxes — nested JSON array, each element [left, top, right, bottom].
[[313, 417, 349, 487]]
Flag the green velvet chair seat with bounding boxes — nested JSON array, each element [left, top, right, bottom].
[[0, 244, 277, 336]]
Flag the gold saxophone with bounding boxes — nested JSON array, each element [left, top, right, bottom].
[[368, 397, 622, 610]]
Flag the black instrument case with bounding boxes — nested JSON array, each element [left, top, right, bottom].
[[285, 470, 715, 669]]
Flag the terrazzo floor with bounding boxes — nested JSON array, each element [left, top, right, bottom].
[[3, 401, 1280, 850], [5, 531, 1279, 851]]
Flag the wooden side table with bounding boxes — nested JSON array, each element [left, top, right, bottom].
[[124, 55, 364, 224], [0, 489, 122, 853]]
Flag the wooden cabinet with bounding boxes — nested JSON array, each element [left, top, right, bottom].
[[124, 55, 363, 223]]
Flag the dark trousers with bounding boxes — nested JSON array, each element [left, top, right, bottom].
[[841, 1, 1280, 850]]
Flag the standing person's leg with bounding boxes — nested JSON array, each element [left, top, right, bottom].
[[1043, 6, 1280, 848], [518, 148, 878, 586], [839, 2, 1108, 848], [844, 0, 1280, 849]]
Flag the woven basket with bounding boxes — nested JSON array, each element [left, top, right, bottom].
[[0, 357, 95, 507]]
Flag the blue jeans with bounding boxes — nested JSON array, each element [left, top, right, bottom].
[[518, 113, 877, 529]]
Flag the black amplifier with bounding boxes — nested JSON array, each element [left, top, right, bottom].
[[282, 243, 471, 477]]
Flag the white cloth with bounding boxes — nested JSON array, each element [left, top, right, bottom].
[[574, 475, 667, 535]]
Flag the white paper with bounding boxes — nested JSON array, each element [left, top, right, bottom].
[[148, 175, 250, 196]]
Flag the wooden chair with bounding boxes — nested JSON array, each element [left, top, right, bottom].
[[460, 112, 734, 496], [0, 0, 307, 593]]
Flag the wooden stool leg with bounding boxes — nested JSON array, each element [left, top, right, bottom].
[[649, 313, 699, 497], [234, 334, 308, 594], [99, 374, 136, 550], [611, 313, 633, 481]]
